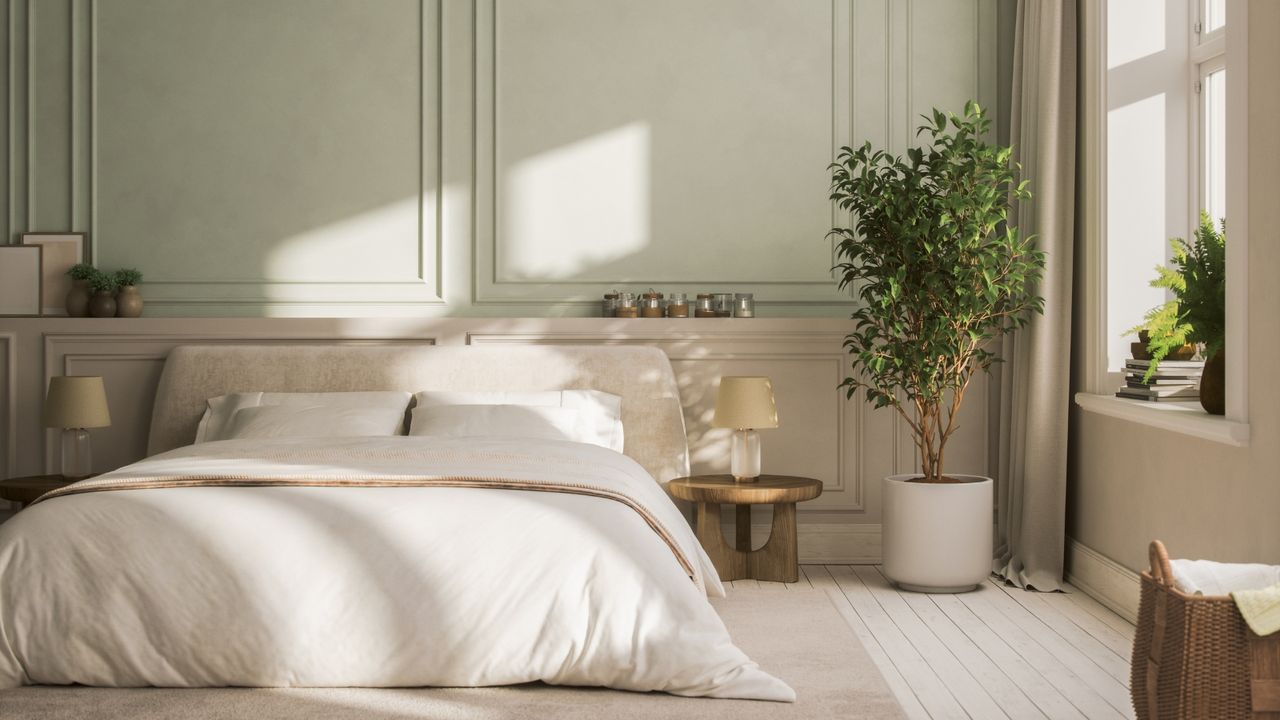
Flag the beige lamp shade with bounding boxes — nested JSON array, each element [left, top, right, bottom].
[[712, 376, 778, 429], [44, 376, 111, 429]]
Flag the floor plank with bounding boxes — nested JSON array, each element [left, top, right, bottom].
[[795, 566, 1136, 720], [878, 569, 1048, 719], [826, 566, 969, 720], [1038, 589, 1135, 659], [931, 593, 1087, 720], [851, 567, 1015, 719], [989, 579, 1130, 684], [957, 584, 1130, 720], [1060, 586, 1138, 642]]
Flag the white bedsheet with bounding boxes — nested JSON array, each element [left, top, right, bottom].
[[0, 436, 793, 701]]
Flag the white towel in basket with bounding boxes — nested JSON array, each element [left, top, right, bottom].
[[1169, 558, 1280, 596]]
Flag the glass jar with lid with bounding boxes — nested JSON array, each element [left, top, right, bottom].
[[615, 292, 639, 318], [694, 293, 716, 318], [640, 289, 665, 318], [665, 292, 690, 317]]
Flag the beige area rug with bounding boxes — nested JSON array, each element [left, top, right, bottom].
[[0, 587, 904, 719]]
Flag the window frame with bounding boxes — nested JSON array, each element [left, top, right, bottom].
[[1077, 0, 1250, 440]]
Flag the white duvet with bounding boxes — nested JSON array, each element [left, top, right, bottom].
[[0, 436, 793, 701]]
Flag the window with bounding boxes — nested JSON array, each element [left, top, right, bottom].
[[1078, 0, 1249, 434]]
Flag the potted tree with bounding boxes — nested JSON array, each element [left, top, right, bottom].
[[829, 102, 1045, 592], [1129, 213, 1226, 415]]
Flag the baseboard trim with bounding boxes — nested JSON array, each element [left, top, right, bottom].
[[722, 522, 882, 564], [1065, 537, 1141, 624]]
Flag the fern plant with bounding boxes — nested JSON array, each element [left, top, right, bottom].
[[831, 102, 1045, 483], [1129, 212, 1226, 380]]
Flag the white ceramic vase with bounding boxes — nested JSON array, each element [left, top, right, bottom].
[[881, 473, 993, 593]]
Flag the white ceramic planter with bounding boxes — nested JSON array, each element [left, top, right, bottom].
[[881, 473, 993, 593]]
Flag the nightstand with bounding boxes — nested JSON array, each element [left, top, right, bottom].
[[667, 474, 822, 583], [0, 475, 83, 509]]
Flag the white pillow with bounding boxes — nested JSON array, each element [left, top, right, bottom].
[[195, 391, 412, 443], [411, 390, 624, 452], [222, 404, 408, 441], [408, 405, 581, 443]]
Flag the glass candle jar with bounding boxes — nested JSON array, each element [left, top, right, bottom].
[[713, 293, 734, 317], [734, 293, 755, 318], [615, 292, 639, 318], [640, 290, 664, 318], [694, 293, 716, 318], [665, 292, 689, 318], [601, 292, 620, 318]]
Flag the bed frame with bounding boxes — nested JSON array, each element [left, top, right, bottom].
[[146, 344, 691, 483]]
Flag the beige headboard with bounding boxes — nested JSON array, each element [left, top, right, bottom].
[[146, 344, 691, 483]]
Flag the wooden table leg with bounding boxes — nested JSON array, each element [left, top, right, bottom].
[[735, 504, 751, 552], [747, 502, 799, 583], [696, 501, 745, 581], [694, 501, 797, 582]]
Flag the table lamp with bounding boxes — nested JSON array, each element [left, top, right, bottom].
[[712, 376, 778, 482], [44, 375, 111, 479]]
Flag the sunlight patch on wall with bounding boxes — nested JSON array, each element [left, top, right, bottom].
[[263, 197, 422, 283], [500, 123, 650, 281], [1107, 0, 1166, 69]]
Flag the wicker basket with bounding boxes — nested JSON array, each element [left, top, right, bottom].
[[1132, 541, 1280, 719]]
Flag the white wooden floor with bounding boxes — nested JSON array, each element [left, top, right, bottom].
[[733, 565, 1136, 720]]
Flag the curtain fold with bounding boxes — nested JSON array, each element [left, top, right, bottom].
[[991, 0, 1077, 591]]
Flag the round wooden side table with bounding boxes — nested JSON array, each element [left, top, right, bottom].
[[0, 475, 81, 509], [667, 474, 822, 584]]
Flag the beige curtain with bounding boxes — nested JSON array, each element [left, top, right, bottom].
[[991, 0, 1077, 591]]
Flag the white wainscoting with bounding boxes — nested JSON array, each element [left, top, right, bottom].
[[5, 317, 996, 561]]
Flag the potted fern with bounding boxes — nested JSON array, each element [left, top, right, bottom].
[[830, 102, 1045, 592], [1130, 213, 1226, 414]]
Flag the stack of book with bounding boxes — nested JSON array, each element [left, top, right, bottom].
[[1116, 359, 1204, 402]]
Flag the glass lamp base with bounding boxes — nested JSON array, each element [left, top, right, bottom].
[[61, 428, 92, 479], [730, 428, 761, 482]]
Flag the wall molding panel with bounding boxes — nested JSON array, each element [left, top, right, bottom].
[[2, 0, 998, 316]]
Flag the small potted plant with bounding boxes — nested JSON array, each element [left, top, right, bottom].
[[1130, 212, 1226, 414], [87, 269, 119, 318], [829, 102, 1045, 592], [64, 263, 96, 317], [113, 268, 144, 318]]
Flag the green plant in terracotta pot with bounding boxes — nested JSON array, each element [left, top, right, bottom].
[[64, 263, 96, 317], [1129, 212, 1226, 414], [87, 269, 119, 318], [113, 268, 144, 318]]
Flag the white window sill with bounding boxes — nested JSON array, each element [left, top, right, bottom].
[[1074, 393, 1250, 447]]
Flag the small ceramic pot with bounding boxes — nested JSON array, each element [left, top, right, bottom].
[[89, 290, 117, 318], [65, 280, 91, 317], [115, 285, 144, 318]]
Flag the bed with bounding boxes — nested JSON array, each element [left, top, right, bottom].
[[0, 345, 793, 701]]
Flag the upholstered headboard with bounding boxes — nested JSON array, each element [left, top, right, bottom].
[[146, 344, 691, 483]]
